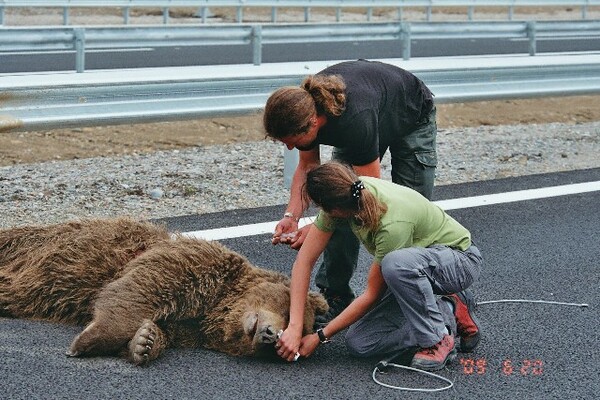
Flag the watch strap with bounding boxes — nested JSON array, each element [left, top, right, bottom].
[[284, 212, 299, 222], [316, 328, 331, 344]]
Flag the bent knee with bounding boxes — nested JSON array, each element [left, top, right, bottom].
[[345, 327, 381, 358], [380, 248, 427, 282]]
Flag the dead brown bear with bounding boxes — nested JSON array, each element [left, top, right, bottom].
[[0, 217, 328, 365]]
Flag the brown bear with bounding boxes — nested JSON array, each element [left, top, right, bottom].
[[0, 217, 328, 365]]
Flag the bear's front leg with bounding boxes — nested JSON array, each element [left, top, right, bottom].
[[127, 319, 167, 366]]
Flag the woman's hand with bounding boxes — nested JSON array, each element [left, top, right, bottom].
[[299, 333, 320, 358], [288, 224, 312, 250], [275, 328, 303, 362], [272, 223, 313, 250]]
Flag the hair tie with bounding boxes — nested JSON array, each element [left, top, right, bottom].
[[351, 180, 365, 199]]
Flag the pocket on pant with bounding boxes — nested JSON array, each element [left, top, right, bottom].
[[390, 151, 436, 199], [415, 150, 437, 168]]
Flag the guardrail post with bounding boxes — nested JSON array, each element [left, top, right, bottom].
[[251, 25, 263, 66], [163, 8, 169, 24], [468, 6, 474, 21], [304, 7, 310, 22], [271, 7, 277, 22], [195, 7, 214, 23], [237, 7, 243, 23], [74, 28, 86, 73], [283, 148, 299, 189], [526, 21, 536, 56], [367, 7, 373, 22], [63, 7, 69, 25], [582, 5, 588, 19], [401, 22, 411, 60], [336, 8, 341, 22], [123, 7, 130, 25], [508, 6, 514, 21], [0, 7, 4, 26]]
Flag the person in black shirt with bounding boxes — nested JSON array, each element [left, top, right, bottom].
[[265, 60, 437, 325]]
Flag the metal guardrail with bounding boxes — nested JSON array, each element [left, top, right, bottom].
[[3, 20, 600, 71], [1, 0, 599, 25], [2, 55, 600, 132], [2, 54, 600, 186]]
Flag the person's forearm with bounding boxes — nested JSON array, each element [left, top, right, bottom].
[[287, 227, 330, 332], [286, 165, 309, 218], [352, 158, 381, 179], [320, 261, 386, 340], [287, 259, 313, 333], [287, 150, 320, 218], [320, 292, 378, 339]]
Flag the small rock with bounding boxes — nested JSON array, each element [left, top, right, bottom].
[[149, 188, 164, 200]]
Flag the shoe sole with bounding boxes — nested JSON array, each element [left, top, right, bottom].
[[460, 331, 481, 353], [410, 348, 457, 371]]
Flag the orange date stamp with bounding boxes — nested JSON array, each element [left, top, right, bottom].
[[459, 358, 544, 376]]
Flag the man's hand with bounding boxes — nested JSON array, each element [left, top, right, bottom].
[[272, 217, 298, 245]]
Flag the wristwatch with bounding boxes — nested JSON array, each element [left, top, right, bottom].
[[316, 328, 331, 344], [283, 212, 299, 222]]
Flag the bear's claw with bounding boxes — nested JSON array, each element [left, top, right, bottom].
[[65, 349, 79, 357]]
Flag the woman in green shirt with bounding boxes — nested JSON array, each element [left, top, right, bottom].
[[275, 162, 483, 371]]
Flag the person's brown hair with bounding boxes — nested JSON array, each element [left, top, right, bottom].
[[263, 75, 346, 139], [304, 162, 386, 231]]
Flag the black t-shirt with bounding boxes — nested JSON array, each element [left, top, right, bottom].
[[313, 59, 434, 166]]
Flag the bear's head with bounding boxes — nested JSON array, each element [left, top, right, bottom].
[[202, 281, 328, 358]]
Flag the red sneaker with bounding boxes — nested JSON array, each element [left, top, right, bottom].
[[410, 334, 457, 371], [445, 290, 481, 352]]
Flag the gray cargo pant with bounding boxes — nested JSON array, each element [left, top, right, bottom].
[[345, 244, 482, 357], [315, 107, 438, 296]]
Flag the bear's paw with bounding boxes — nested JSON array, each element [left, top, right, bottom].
[[128, 320, 167, 366]]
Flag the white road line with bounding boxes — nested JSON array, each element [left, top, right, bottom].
[[183, 181, 600, 241]]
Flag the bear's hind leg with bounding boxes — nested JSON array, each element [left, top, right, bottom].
[[67, 321, 115, 357], [127, 320, 167, 366], [67, 319, 133, 358]]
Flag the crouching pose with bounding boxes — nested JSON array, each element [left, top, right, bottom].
[[276, 162, 483, 371]]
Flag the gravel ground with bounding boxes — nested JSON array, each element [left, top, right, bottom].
[[3, 5, 600, 25], [1, 121, 598, 229], [1, 7, 599, 229]]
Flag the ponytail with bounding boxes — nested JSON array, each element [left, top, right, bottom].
[[301, 74, 346, 117], [305, 162, 386, 231], [264, 75, 346, 139]]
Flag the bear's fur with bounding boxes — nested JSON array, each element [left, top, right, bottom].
[[0, 217, 328, 365]]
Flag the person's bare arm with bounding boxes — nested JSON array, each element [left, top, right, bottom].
[[273, 148, 320, 246], [352, 158, 381, 178], [299, 261, 387, 357], [277, 225, 332, 361], [287, 148, 321, 217]]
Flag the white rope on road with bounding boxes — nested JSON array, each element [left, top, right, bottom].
[[372, 363, 454, 392], [372, 297, 590, 391], [477, 299, 589, 307]]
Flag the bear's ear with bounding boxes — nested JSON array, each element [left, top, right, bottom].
[[307, 291, 329, 316]]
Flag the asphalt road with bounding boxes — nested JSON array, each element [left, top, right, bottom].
[[2, 37, 600, 73], [1, 167, 598, 399]]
